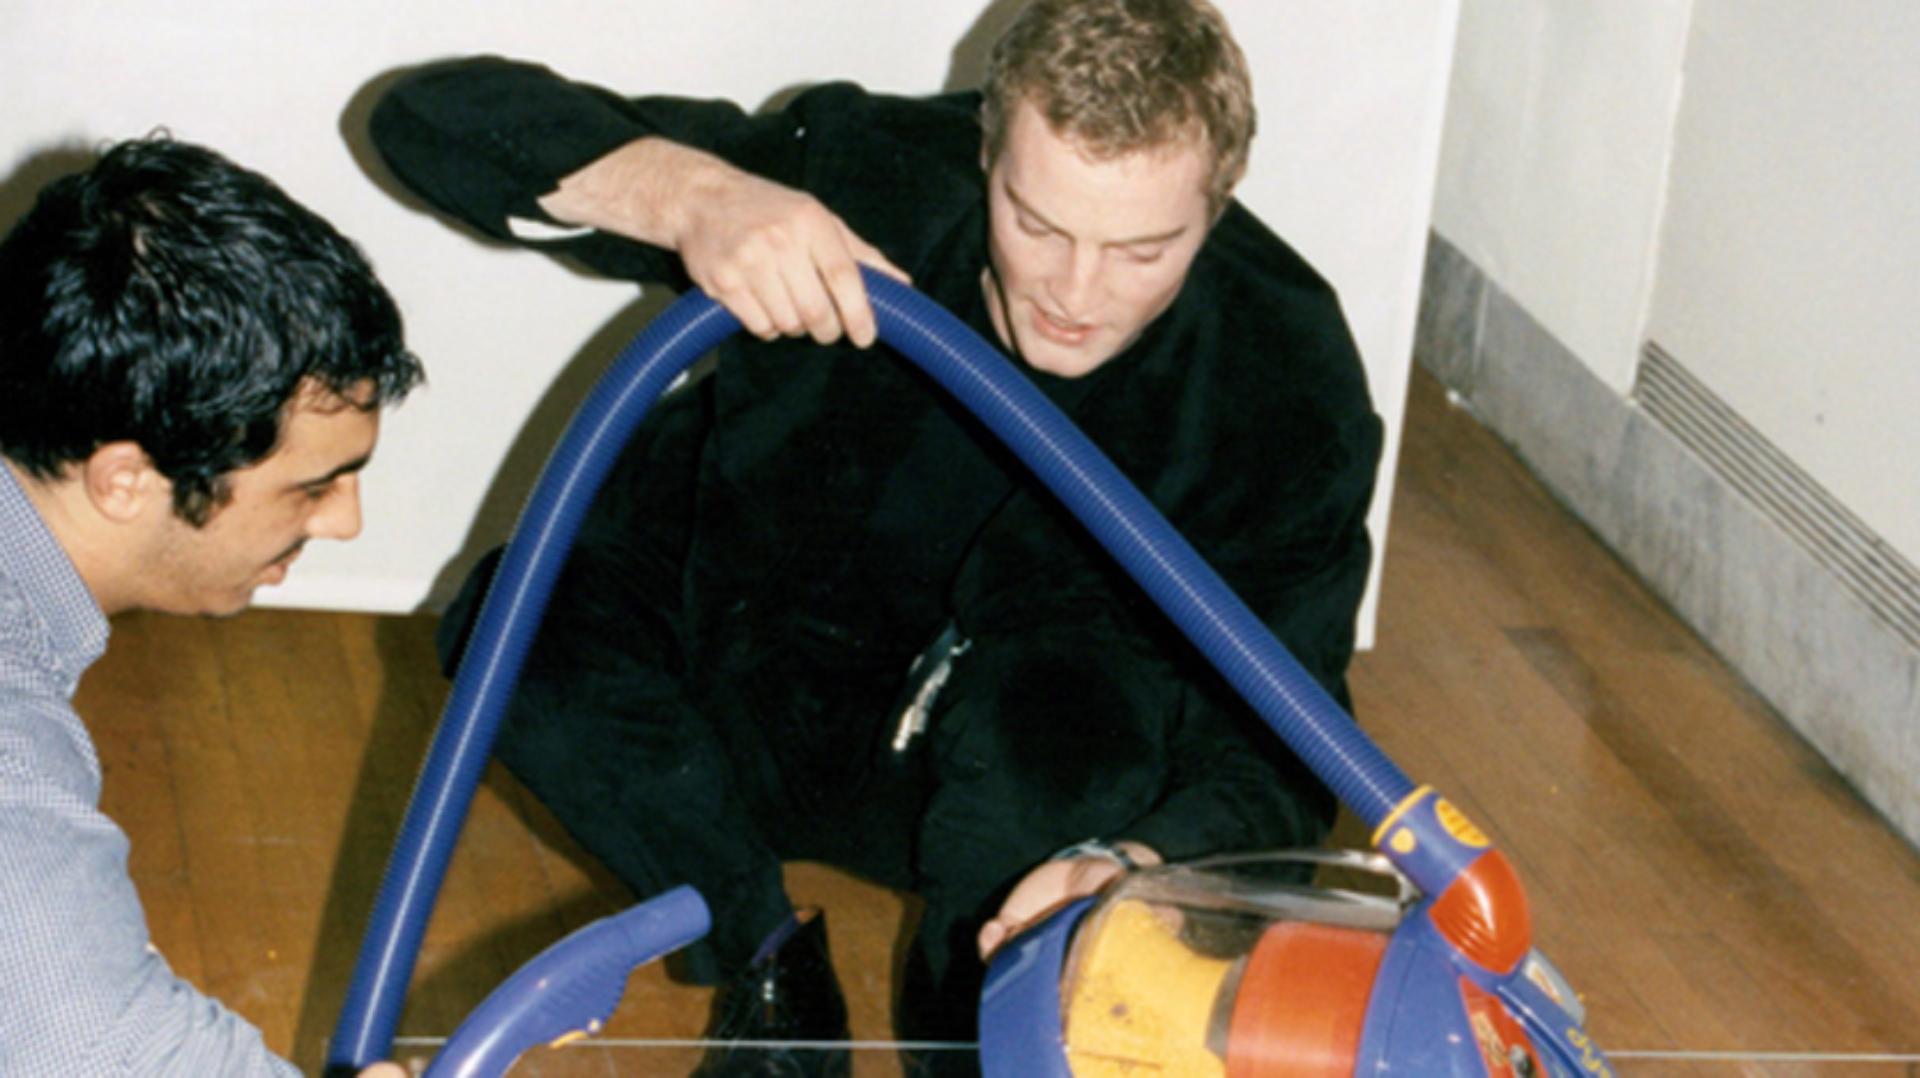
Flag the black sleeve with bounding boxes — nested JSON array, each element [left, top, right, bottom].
[[367, 54, 795, 285]]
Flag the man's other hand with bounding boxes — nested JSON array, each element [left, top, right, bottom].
[[976, 841, 1162, 960]]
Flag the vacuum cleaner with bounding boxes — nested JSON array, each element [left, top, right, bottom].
[[328, 271, 1612, 1077]]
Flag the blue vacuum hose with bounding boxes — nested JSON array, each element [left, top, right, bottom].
[[330, 270, 1416, 1068]]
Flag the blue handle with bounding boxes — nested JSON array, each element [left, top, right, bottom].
[[423, 886, 710, 1078]]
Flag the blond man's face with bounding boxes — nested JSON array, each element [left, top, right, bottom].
[[982, 100, 1216, 378]]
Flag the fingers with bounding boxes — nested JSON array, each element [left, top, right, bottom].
[[792, 241, 864, 346], [694, 262, 776, 342], [681, 181, 906, 349], [976, 857, 1137, 961], [815, 241, 874, 347], [705, 254, 858, 347], [829, 227, 915, 348], [723, 223, 889, 349], [849, 232, 912, 285], [978, 918, 1011, 960]]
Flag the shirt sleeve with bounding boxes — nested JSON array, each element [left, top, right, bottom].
[[1, 697, 298, 1077]]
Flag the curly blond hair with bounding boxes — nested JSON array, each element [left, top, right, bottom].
[[981, 0, 1255, 215]]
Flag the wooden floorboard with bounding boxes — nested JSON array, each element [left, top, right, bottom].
[[79, 367, 1920, 1075]]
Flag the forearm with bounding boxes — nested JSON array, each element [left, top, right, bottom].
[[537, 136, 727, 249], [1, 800, 297, 1075], [373, 55, 903, 343]]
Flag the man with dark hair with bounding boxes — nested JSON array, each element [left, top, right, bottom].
[[372, 0, 1381, 1073], [0, 137, 423, 1075]]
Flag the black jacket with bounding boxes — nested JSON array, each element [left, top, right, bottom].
[[371, 56, 1384, 859]]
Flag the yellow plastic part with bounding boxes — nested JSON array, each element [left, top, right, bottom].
[[1063, 899, 1233, 1077], [1370, 784, 1433, 849]]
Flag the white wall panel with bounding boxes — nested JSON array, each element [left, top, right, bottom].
[[2, 1, 1458, 647]]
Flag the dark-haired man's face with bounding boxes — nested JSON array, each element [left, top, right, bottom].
[[141, 380, 380, 616], [982, 99, 1215, 378]]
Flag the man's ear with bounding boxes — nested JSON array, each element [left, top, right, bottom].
[[81, 441, 166, 524]]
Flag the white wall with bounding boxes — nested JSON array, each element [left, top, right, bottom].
[[1434, 0, 1920, 567], [1645, 0, 1920, 562], [1428, 0, 1920, 846], [2, 2, 1458, 642], [1432, 0, 1693, 391]]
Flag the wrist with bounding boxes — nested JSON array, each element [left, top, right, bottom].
[[662, 142, 738, 246], [539, 136, 709, 248], [1050, 838, 1159, 872]]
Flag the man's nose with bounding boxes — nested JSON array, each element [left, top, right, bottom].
[[1049, 242, 1101, 314], [310, 475, 364, 541]]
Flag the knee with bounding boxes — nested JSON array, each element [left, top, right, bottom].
[[934, 635, 1175, 815], [918, 644, 1176, 883]]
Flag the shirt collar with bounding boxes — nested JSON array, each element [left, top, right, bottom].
[[0, 464, 109, 684]]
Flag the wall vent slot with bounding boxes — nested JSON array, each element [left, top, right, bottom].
[[1634, 341, 1920, 651]]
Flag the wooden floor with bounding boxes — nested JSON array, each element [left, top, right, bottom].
[[81, 368, 1920, 1076]]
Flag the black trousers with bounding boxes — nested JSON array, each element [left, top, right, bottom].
[[438, 557, 1183, 1051]]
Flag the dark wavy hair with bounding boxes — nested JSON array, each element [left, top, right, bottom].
[[0, 136, 422, 524]]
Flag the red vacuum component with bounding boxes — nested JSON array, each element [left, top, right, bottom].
[[1225, 922, 1388, 1077]]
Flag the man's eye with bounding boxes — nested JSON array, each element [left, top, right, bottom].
[[1124, 246, 1167, 265], [1017, 215, 1051, 237], [302, 482, 333, 501]]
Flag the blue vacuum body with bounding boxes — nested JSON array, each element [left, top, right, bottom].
[[979, 851, 1604, 1076]]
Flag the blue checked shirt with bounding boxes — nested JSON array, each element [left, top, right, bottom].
[[0, 466, 297, 1076]]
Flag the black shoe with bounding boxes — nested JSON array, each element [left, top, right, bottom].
[[896, 947, 983, 1078], [694, 909, 851, 1078]]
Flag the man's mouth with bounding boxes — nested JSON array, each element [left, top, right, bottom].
[[262, 546, 303, 585], [1031, 305, 1094, 346]]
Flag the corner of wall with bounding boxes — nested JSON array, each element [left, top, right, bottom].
[[1416, 230, 1920, 850]]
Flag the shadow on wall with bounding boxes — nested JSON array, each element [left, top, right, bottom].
[[337, 64, 686, 614], [0, 144, 101, 235], [331, 0, 1022, 614], [406, 288, 680, 614], [945, 0, 1026, 93]]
